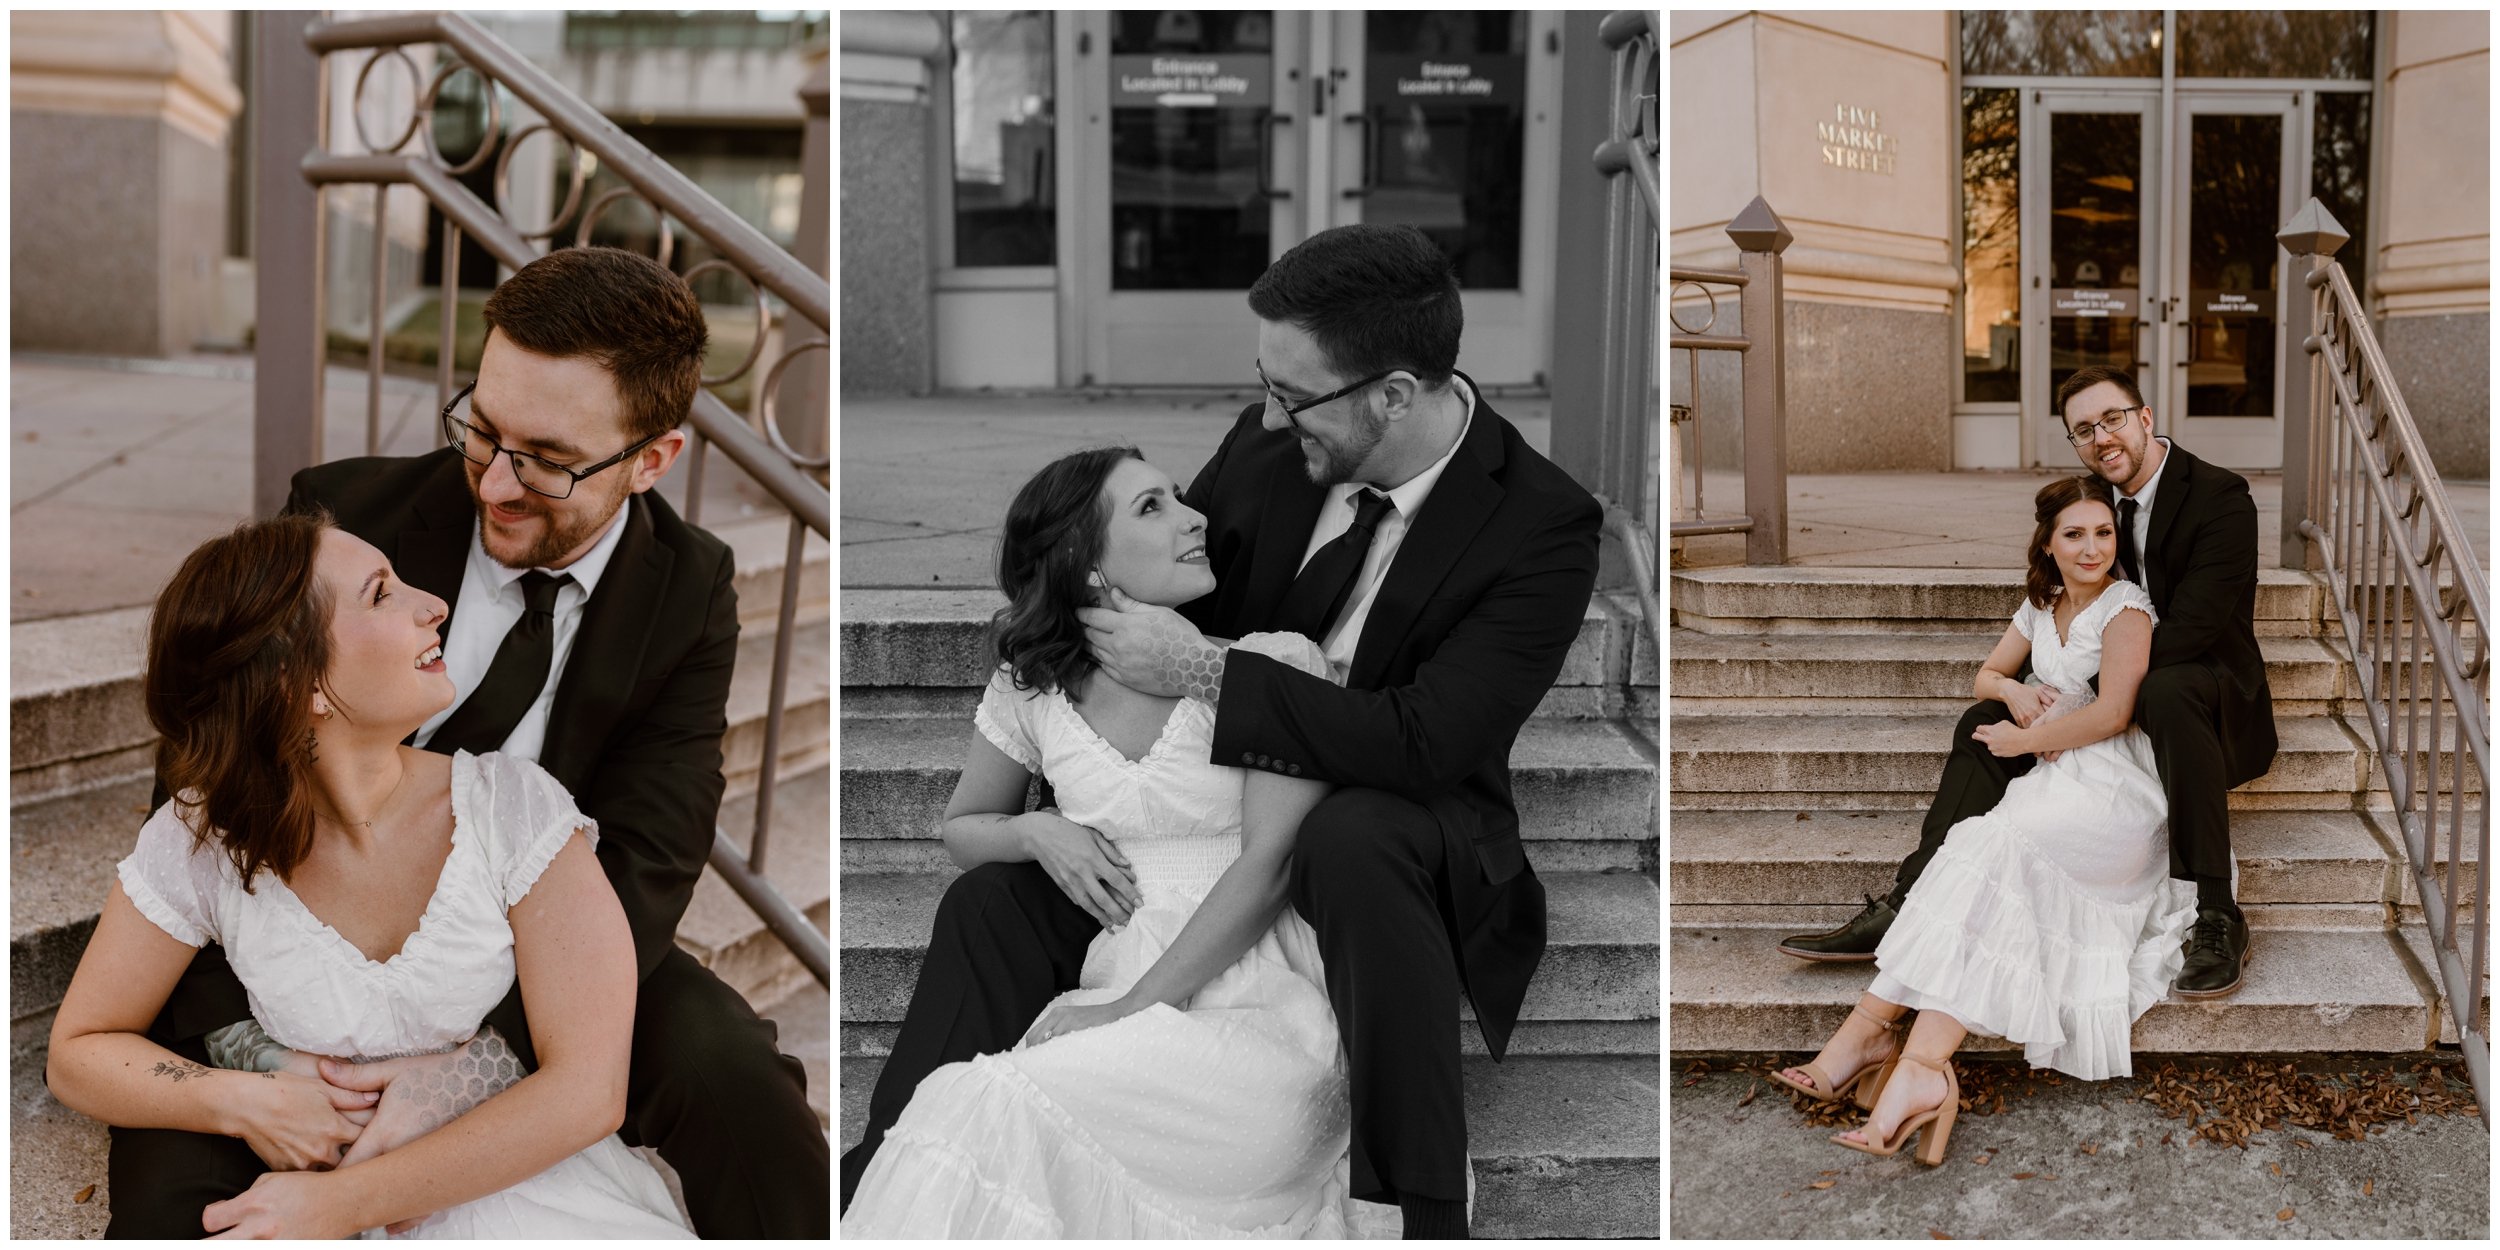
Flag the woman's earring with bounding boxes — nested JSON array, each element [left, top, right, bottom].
[[302, 724, 320, 763]]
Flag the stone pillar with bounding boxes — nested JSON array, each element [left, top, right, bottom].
[[11, 11, 245, 357], [2372, 12, 2489, 480], [1668, 11, 1958, 472], [839, 11, 942, 397]]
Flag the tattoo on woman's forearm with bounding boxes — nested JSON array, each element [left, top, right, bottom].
[[150, 1059, 213, 1083]]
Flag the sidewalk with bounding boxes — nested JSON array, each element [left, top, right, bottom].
[[9, 353, 793, 621], [837, 389, 1555, 588]]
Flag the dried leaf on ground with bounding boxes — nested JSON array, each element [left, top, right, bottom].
[[2268, 1162, 2281, 1176], [2277, 1208, 2296, 1222], [2012, 1172, 2037, 1180], [1928, 1230, 1952, 1239], [2078, 1142, 2098, 1155], [2134, 1058, 2474, 1149], [73, 1184, 94, 1204], [2362, 1178, 2373, 1196], [1737, 1081, 1760, 1108], [1808, 1180, 1836, 1190]]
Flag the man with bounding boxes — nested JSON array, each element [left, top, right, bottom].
[[1779, 364, 2277, 998], [105, 247, 829, 1237], [839, 224, 1601, 1237]]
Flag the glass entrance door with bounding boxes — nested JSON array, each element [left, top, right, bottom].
[[2166, 92, 2298, 468], [2022, 91, 2158, 468], [1077, 11, 1552, 387]]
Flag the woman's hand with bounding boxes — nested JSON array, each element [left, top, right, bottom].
[[1018, 811, 1140, 929], [203, 1169, 358, 1239], [1999, 680, 2056, 728], [225, 1071, 376, 1172], [1970, 720, 2035, 759], [1027, 995, 1149, 1046]]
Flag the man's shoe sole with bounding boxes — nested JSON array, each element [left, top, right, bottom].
[[1776, 944, 1879, 963], [2170, 939, 2254, 1000]]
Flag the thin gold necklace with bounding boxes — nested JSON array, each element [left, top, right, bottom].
[[316, 758, 411, 832]]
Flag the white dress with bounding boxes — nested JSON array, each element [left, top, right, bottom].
[[843, 632, 1363, 1239], [1869, 580, 2199, 1080], [117, 750, 693, 1240]]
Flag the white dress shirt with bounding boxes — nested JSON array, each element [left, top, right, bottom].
[[414, 506, 631, 763], [2118, 437, 2171, 597], [1294, 379, 1478, 677]]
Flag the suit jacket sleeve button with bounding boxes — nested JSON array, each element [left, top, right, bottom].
[[1287, 763, 1301, 776], [1242, 752, 1257, 765]]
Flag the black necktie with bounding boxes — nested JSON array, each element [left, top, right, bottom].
[[1276, 489, 1394, 640], [425, 571, 572, 757], [2117, 497, 2140, 586]]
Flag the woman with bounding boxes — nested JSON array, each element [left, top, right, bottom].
[[1771, 476, 2196, 1164], [843, 446, 1357, 1237], [46, 513, 690, 1238]]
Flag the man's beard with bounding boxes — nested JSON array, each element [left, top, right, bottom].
[[471, 479, 629, 569], [1301, 399, 1390, 486]]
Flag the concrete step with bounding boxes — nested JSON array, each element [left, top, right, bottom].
[[7, 763, 828, 1033], [1668, 808, 2405, 908], [837, 868, 1659, 1031], [836, 716, 1657, 866], [1664, 712, 2463, 810], [1671, 566, 2327, 636], [840, 588, 1656, 721], [837, 1052, 1658, 1238], [1669, 922, 2437, 1055], [1668, 629, 2355, 716], [8, 525, 827, 808], [722, 617, 831, 794]]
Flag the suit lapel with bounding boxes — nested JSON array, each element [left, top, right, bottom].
[[1348, 374, 1506, 688], [2144, 440, 2197, 593], [541, 496, 670, 788], [1236, 435, 1329, 629], [396, 462, 480, 625]]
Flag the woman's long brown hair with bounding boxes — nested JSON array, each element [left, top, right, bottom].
[[143, 511, 336, 888], [2024, 475, 2120, 609]]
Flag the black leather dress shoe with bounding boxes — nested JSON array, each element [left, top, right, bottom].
[[2173, 906, 2251, 999], [1778, 894, 1897, 962]]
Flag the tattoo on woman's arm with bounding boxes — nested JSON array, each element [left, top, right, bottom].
[[149, 1059, 213, 1083]]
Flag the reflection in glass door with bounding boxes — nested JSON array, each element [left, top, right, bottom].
[[2023, 93, 2156, 468], [2167, 93, 2296, 468]]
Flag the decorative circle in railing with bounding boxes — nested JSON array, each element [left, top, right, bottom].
[[420, 60, 503, 177], [352, 48, 426, 156], [494, 123, 589, 242], [679, 259, 774, 387], [1669, 280, 1720, 335], [755, 339, 830, 470], [577, 186, 676, 271]]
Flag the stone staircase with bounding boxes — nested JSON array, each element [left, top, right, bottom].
[[837, 588, 1662, 1237], [1669, 564, 2484, 1059], [7, 513, 830, 1235]]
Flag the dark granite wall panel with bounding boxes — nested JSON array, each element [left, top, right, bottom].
[[2378, 312, 2489, 481], [1687, 300, 1954, 473], [13, 113, 168, 355], [840, 98, 930, 397]]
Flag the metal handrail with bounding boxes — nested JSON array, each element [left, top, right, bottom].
[[271, 13, 829, 987], [2281, 197, 2488, 1117], [1667, 200, 1791, 566], [1593, 10, 1661, 636]]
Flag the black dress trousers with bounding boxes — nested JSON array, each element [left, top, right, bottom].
[[2135, 658, 2235, 882], [1287, 787, 1470, 1206], [1890, 700, 2036, 902], [838, 860, 1100, 1211]]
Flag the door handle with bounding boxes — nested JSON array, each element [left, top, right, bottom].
[[1340, 110, 1373, 199], [1259, 113, 1292, 201], [2176, 321, 2196, 367], [2133, 318, 2151, 374]]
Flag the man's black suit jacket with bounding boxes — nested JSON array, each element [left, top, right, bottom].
[[1175, 374, 1602, 1059], [152, 448, 738, 1062], [2132, 439, 2277, 786]]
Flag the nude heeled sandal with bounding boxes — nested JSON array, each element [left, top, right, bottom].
[[1830, 1052, 1959, 1166], [1769, 1004, 1905, 1111]]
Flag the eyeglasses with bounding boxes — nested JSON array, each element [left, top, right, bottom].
[[1255, 360, 1394, 430], [440, 382, 664, 500], [2065, 406, 2145, 447]]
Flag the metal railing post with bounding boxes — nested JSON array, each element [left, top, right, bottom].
[[253, 10, 328, 518], [1728, 197, 1791, 567], [788, 51, 831, 466], [2277, 198, 2348, 572]]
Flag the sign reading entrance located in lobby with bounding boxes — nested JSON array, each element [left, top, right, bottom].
[[2051, 288, 2139, 318], [1367, 55, 1523, 107], [1110, 54, 1270, 108]]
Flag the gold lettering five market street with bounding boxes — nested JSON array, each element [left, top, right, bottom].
[[1817, 103, 1896, 175]]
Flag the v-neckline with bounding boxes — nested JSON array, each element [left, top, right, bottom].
[[272, 751, 470, 969], [1058, 686, 1185, 768], [2051, 589, 2107, 649]]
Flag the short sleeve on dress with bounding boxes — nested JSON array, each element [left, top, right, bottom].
[[2011, 598, 2039, 641], [974, 666, 1047, 771], [1231, 632, 1336, 684], [115, 801, 223, 948], [2101, 579, 2160, 631], [470, 752, 600, 909]]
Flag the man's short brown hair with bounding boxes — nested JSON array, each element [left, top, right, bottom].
[[480, 246, 709, 443], [2053, 365, 2147, 421]]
